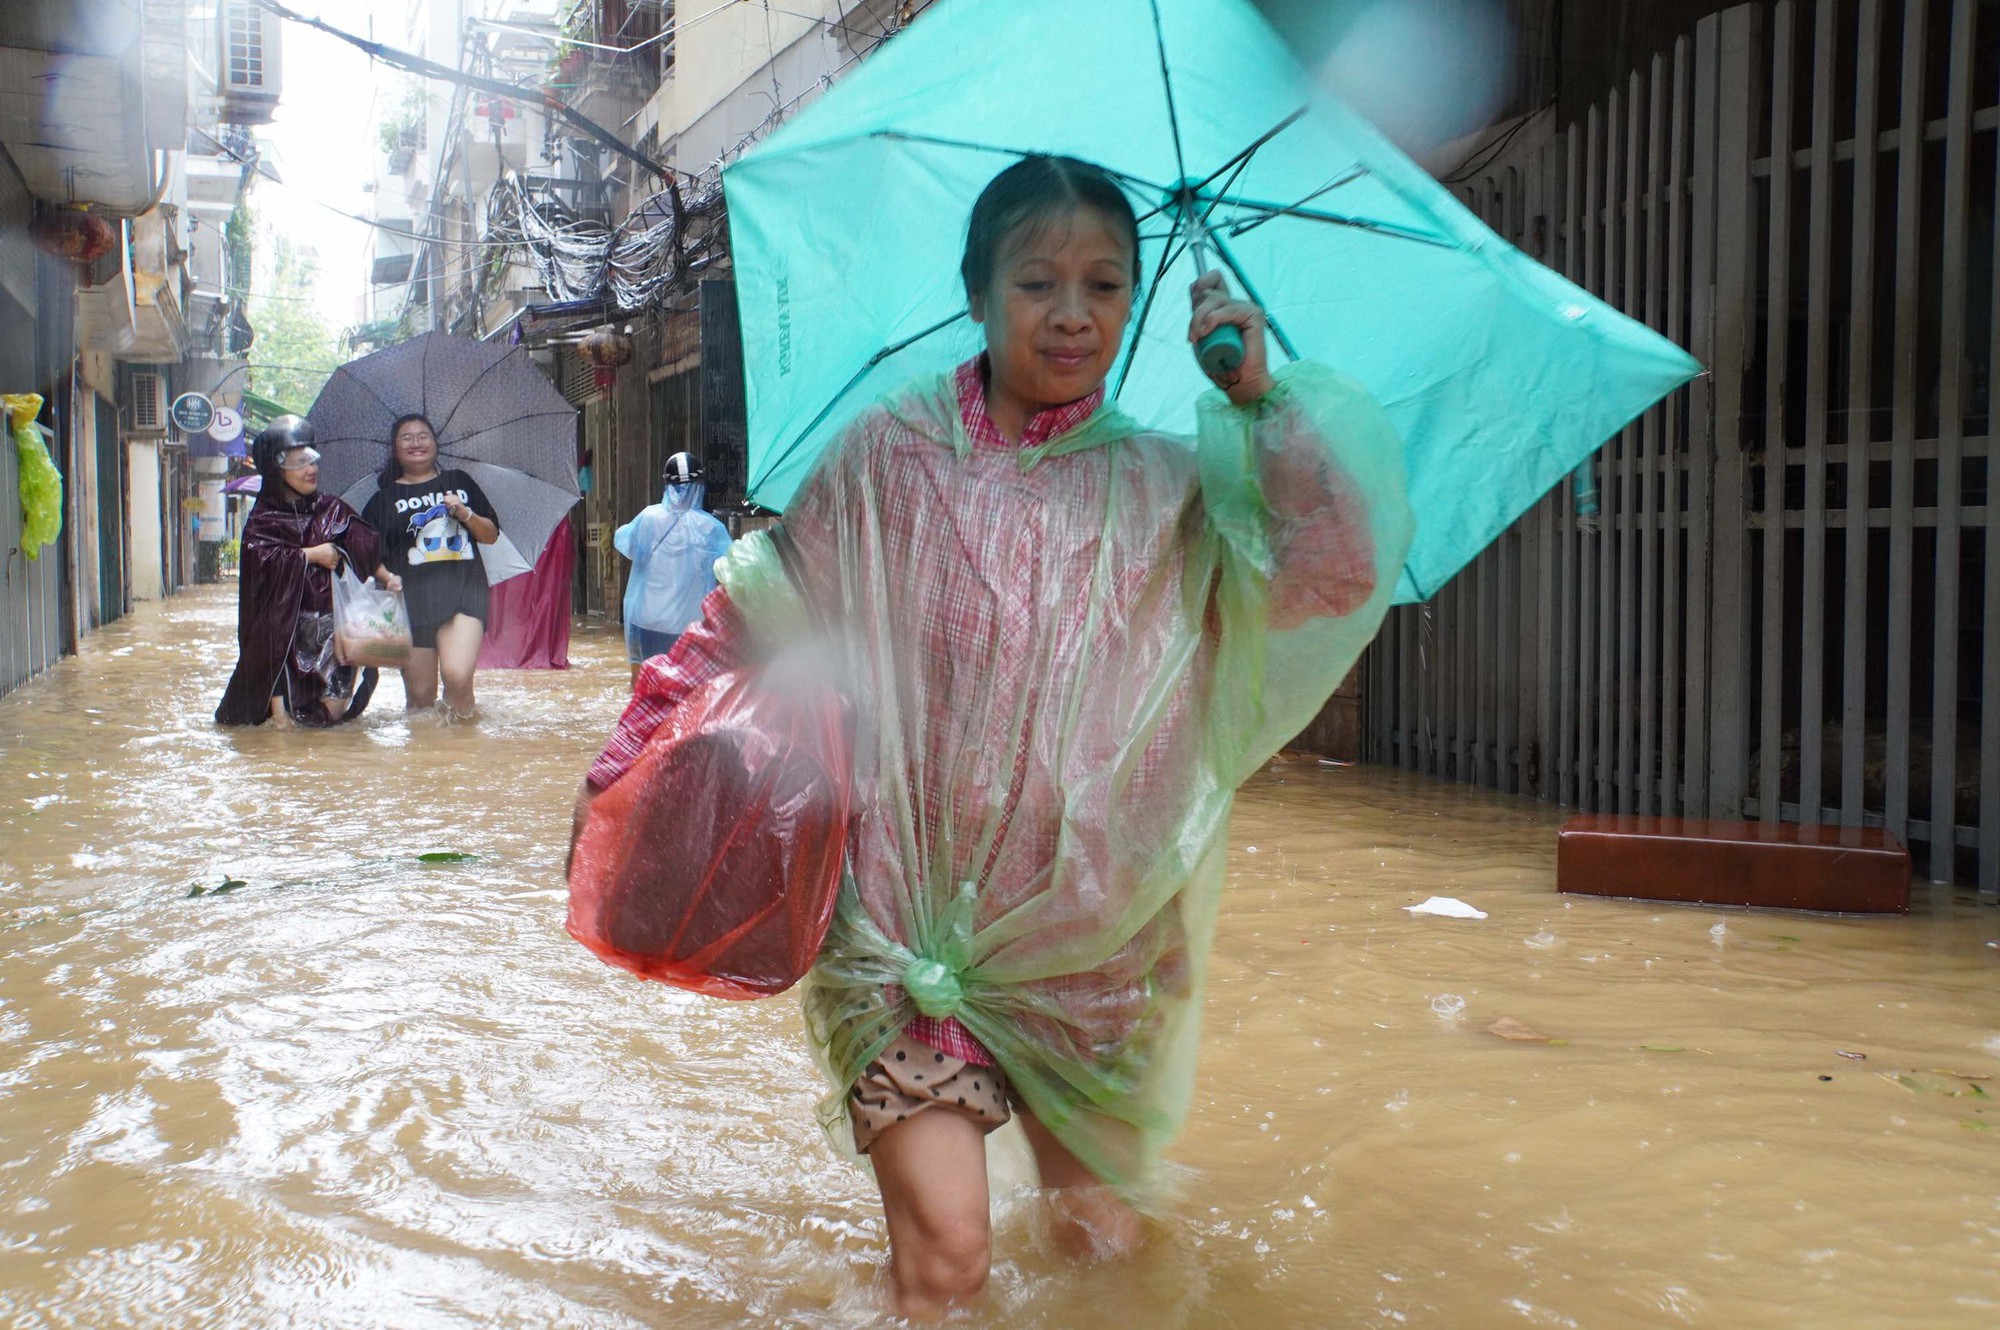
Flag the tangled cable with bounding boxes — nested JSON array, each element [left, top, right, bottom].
[[484, 169, 725, 310]]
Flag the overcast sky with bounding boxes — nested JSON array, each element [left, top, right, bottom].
[[251, 1, 408, 334]]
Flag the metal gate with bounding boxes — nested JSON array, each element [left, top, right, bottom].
[[1361, 0, 1999, 901]]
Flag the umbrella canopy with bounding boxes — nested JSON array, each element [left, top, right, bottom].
[[307, 332, 580, 583], [222, 472, 261, 495], [722, 0, 1700, 602]]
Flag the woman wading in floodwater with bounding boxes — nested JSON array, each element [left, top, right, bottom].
[[362, 414, 501, 718], [215, 416, 394, 729], [577, 156, 1411, 1318]]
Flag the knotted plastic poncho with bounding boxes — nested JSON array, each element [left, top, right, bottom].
[[720, 361, 1411, 1194], [6, 394, 61, 558], [614, 480, 735, 634]]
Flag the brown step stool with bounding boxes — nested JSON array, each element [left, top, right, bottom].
[[1557, 815, 1910, 913]]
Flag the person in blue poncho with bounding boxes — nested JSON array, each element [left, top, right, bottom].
[[613, 452, 735, 683]]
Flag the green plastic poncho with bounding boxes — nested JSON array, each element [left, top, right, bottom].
[[716, 360, 1411, 1194], [6, 394, 61, 558]]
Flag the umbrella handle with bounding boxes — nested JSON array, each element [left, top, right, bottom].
[[1196, 323, 1245, 379]]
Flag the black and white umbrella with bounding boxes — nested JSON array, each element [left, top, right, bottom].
[[308, 332, 580, 583]]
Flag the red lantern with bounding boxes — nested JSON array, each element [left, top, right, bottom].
[[32, 208, 117, 263], [577, 328, 634, 389]]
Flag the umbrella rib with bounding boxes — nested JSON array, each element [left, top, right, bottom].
[[866, 131, 1170, 197], [756, 310, 969, 497], [1146, 0, 1191, 186], [431, 345, 524, 442], [1218, 196, 1459, 248], [1190, 107, 1311, 212], [1205, 229, 1300, 362], [1112, 226, 1196, 401], [440, 408, 582, 479]]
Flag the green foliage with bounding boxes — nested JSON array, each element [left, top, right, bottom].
[[377, 82, 427, 156], [248, 227, 341, 415], [225, 194, 255, 298]]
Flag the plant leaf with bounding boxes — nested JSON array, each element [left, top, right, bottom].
[[415, 851, 476, 864]]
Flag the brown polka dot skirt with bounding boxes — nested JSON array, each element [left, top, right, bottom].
[[849, 1029, 1012, 1154]]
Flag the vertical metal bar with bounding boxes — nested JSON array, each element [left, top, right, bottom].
[[1396, 606, 1414, 768], [1686, 20, 1719, 818], [1559, 126, 1582, 805], [1617, 69, 1644, 813], [1707, 5, 1759, 821], [1500, 526, 1519, 793], [1759, 0, 1796, 822], [1581, 101, 1603, 810], [1537, 140, 1561, 804], [1598, 87, 1622, 811], [1662, 36, 1691, 818], [1798, 0, 1835, 825], [1928, 0, 1974, 880], [1638, 54, 1667, 816], [1841, 0, 1882, 826], [1464, 560, 1480, 780], [1481, 542, 1498, 786], [1985, 8, 2000, 904], [1883, 0, 1929, 849]]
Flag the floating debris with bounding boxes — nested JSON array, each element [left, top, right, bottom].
[[1486, 1016, 1551, 1043], [1405, 896, 1487, 920]]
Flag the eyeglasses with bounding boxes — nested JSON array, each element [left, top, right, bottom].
[[278, 447, 322, 471]]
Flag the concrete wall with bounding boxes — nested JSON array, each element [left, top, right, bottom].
[[126, 439, 163, 600], [0, 147, 72, 697]]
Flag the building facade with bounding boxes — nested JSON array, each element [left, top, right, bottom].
[[0, 0, 276, 697]]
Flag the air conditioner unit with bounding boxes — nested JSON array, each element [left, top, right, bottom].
[[218, 0, 282, 125], [129, 370, 168, 436]]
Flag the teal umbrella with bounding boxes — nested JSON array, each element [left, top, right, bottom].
[[722, 0, 1699, 602]]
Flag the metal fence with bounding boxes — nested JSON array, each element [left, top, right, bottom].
[[1361, 0, 1999, 902]]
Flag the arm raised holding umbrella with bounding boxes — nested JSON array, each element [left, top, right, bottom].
[[571, 154, 1411, 1317]]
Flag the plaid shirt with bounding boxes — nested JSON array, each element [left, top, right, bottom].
[[585, 359, 1104, 1065]]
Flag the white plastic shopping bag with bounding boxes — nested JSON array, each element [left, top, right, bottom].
[[331, 564, 414, 668]]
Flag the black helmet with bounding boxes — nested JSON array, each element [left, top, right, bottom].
[[252, 415, 319, 490], [663, 451, 702, 485]]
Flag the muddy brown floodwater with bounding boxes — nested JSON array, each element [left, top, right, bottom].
[[1, 584, 1997, 1328]]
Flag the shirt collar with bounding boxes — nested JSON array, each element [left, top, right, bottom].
[[954, 355, 1105, 450]]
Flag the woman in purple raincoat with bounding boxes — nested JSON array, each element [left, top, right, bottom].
[[215, 416, 393, 728]]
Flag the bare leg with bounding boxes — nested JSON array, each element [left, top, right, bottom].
[[433, 614, 484, 717], [400, 647, 440, 711], [870, 1109, 993, 1321], [266, 695, 295, 730], [1018, 1110, 1144, 1260]]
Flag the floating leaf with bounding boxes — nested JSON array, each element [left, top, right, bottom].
[[185, 884, 205, 898], [1834, 1049, 1867, 1061], [1641, 1044, 1685, 1053], [1772, 935, 1801, 942], [1931, 1068, 1992, 1081], [1964, 1120, 1990, 1132], [415, 851, 477, 864], [213, 878, 247, 894], [1547, 1038, 1571, 1047], [1486, 1016, 1552, 1043]]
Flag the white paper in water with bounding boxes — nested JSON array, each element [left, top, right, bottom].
[[1404, 895, 1488, 920]]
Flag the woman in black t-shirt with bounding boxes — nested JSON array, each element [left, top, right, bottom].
[[363, 413, 500, 717]]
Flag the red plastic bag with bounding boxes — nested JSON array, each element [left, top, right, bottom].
[[566, 668, 852, 999]]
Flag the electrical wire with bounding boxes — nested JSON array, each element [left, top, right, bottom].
[[472, 0, 746, 55]]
